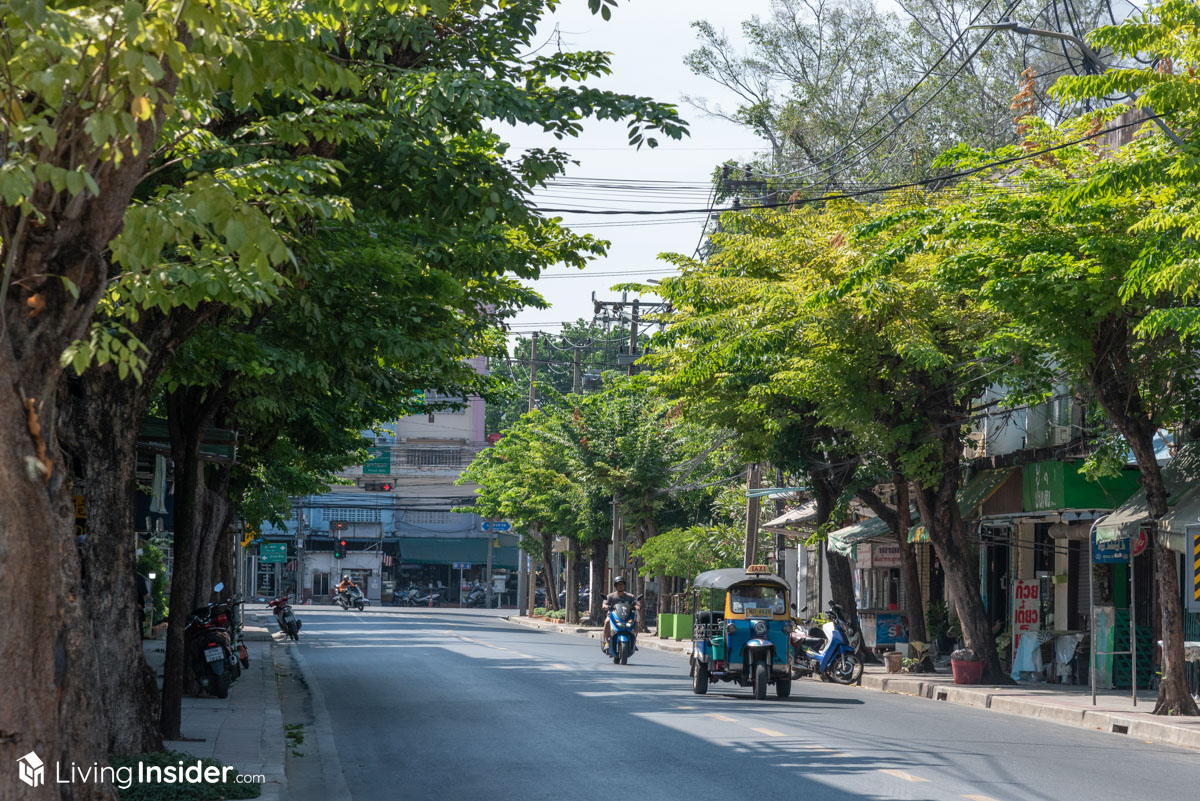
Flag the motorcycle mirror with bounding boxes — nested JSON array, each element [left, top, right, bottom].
[[213, 582, 225, 593], [790, 603, 797, 611]]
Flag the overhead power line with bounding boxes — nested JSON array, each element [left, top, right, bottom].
[[533, 112, 1167, 216]]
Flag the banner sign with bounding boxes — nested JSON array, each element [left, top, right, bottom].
[[875, 613, 908, 644], [1013, 579, 1040, 651]]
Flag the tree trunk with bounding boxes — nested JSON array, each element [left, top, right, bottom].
[[540, 529, 558, 612], [857, 478, 931, 670], [813, 477, 859, 626], [588, 540, 607, 624], [0, 372, 114, 800], [915, 472, 1005, 683], [160, 382, 229, 738], [1087, 315, 1199, 716], [57, 368, 163, 756], [565, 543, 577, 624]]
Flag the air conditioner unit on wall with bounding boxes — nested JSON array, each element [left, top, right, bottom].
[[1049, 424, 1072, 446]]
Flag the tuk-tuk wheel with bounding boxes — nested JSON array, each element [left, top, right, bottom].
[[752, 662, 768, 700], [692, 662, 709, 694], [775, 678, 792, 698]]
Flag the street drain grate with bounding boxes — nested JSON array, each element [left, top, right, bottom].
[[935, 690, 949, 701], [1112, 723, 1129, 734]]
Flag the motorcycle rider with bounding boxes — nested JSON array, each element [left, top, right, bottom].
[[601, 577, 639, 655], [335, 574, 358, 602]]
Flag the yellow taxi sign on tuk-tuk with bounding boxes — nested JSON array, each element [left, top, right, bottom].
[[745, 564, 769, 575]]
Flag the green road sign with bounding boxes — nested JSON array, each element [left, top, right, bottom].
[[363, 446, 391, 475], [261, 543, 287, 563]]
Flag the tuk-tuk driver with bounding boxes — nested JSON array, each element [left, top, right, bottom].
[[601, 576, 640, 654]]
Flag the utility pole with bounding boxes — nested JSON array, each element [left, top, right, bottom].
[[744, 463, 762, 569], [518, 332, 538, 617], [564, 345, 583, 624], [627, 299, 639, 376]]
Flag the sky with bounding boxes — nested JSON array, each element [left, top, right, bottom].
[[500, 0, 774, 337]]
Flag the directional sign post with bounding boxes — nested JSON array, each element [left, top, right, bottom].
[[453, 563, 471, 607], [481, 521, 511, 532], [261, 543, 287, 564]]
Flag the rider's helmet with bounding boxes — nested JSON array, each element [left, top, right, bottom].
[[613, 576, 626, 587], [343, 575, 350, 582]]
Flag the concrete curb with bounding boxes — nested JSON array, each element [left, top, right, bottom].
[[254, 624, 287, 801], [506, 616, 1200, 751]]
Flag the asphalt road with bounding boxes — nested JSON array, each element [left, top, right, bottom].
[[275, 606, 1197, 801]]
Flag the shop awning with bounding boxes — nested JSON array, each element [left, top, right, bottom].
[[762, 501, 818, 533], [1095, 442, 1200, 554], [908, 468, 1013, 543], [828, 515, 889, 556], [398, 536, 519, 569]]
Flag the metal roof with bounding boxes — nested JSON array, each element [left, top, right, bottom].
[[692, 567, 790, 592]]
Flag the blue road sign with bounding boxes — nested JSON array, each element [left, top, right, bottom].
[[452, 562, 471, 569], [481, 521, 511, 531], [1093, 534, 1130, 564]]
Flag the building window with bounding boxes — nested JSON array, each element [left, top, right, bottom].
[[320, 507, 381, 523], [405, 448, 462, 467]]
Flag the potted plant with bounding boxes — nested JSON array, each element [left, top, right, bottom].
[[926, 601, 961, 655], [950, 647, 985, 684]]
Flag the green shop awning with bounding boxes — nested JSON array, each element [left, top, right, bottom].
[[399, 536, 519, 569], [1023, 459, 1140, 513], [1096, 442, 1200, 554], [909, 469, 1014, 543], [829, 507, 920, 556]]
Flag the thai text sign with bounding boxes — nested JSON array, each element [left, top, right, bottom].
[[872, 543, 902, 568], [1013, 579, 1040, 650], [363, 446, 391, 475], [875, 613, 908, 644], [261, 543, 287, 564]]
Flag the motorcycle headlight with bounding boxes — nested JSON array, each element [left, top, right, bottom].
[[753, 620, 767, 637], [783, 622, 794, 634]]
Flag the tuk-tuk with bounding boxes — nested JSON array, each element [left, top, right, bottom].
[[688, 565, 793, 700]]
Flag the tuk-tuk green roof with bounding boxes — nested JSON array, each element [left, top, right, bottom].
[[692, 567, 790, 592]]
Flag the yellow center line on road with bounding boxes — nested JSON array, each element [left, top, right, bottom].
[[750, 727, 786, 737], [880, 769, 929, 783], [706, 713, 738, 722], [963, 795, 1003, 801]]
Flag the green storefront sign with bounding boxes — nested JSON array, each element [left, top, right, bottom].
[[261, 543, 287, 563], [1022, 459, 1140, 512], [363, 446, 391, 475]]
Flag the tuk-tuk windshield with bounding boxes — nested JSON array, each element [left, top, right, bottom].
[[729, 584, 786, 615]]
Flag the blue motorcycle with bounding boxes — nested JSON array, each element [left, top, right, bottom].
[[607, 596, 640, 665], [788, 601, 864, 685]]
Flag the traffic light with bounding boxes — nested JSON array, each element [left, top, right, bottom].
[[364, 480, 393, 491], [334, 539, 346, 559]]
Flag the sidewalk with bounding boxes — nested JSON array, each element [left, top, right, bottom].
[[142, 615, 286, 800], [507, 615, 1200, 751]]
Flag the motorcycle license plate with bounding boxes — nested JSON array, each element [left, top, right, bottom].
[[204, 647, 224, 663]]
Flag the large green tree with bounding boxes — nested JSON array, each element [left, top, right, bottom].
[[0, 0, 688, 777]]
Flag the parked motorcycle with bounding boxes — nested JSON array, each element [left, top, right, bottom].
[[210, 593, 248, 673], [268, 595, 301, 640], [788, 601, 864, 685], [411, 587, 443, 607], [464, 581, 487, 608], [391, 585, 420, 607], [606, 594, 642, 665], [185, 583, 234, 698]]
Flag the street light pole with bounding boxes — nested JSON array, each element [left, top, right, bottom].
[[968, 22, 1186, 147]]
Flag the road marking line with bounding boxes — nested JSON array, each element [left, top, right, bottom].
[[880, 769, 929, 783], [675, 706, 697, 710], [707, 713, 737, 722], [800, 745, 833, 751], [963, 796, 1002, 801], [751, 727, 786, 737]]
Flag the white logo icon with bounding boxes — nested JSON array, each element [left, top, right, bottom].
[[17, 751, 44, 787]]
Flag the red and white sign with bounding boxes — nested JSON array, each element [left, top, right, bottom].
[[1012, 579, 1040, 651], [1132, 528, 1148, 557]]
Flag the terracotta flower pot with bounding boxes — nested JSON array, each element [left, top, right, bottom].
[[951, 658, 985, 685]]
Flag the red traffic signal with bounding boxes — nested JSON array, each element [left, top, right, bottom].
[[334, 539, 347, 559], [382, 482, 392, 491]]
